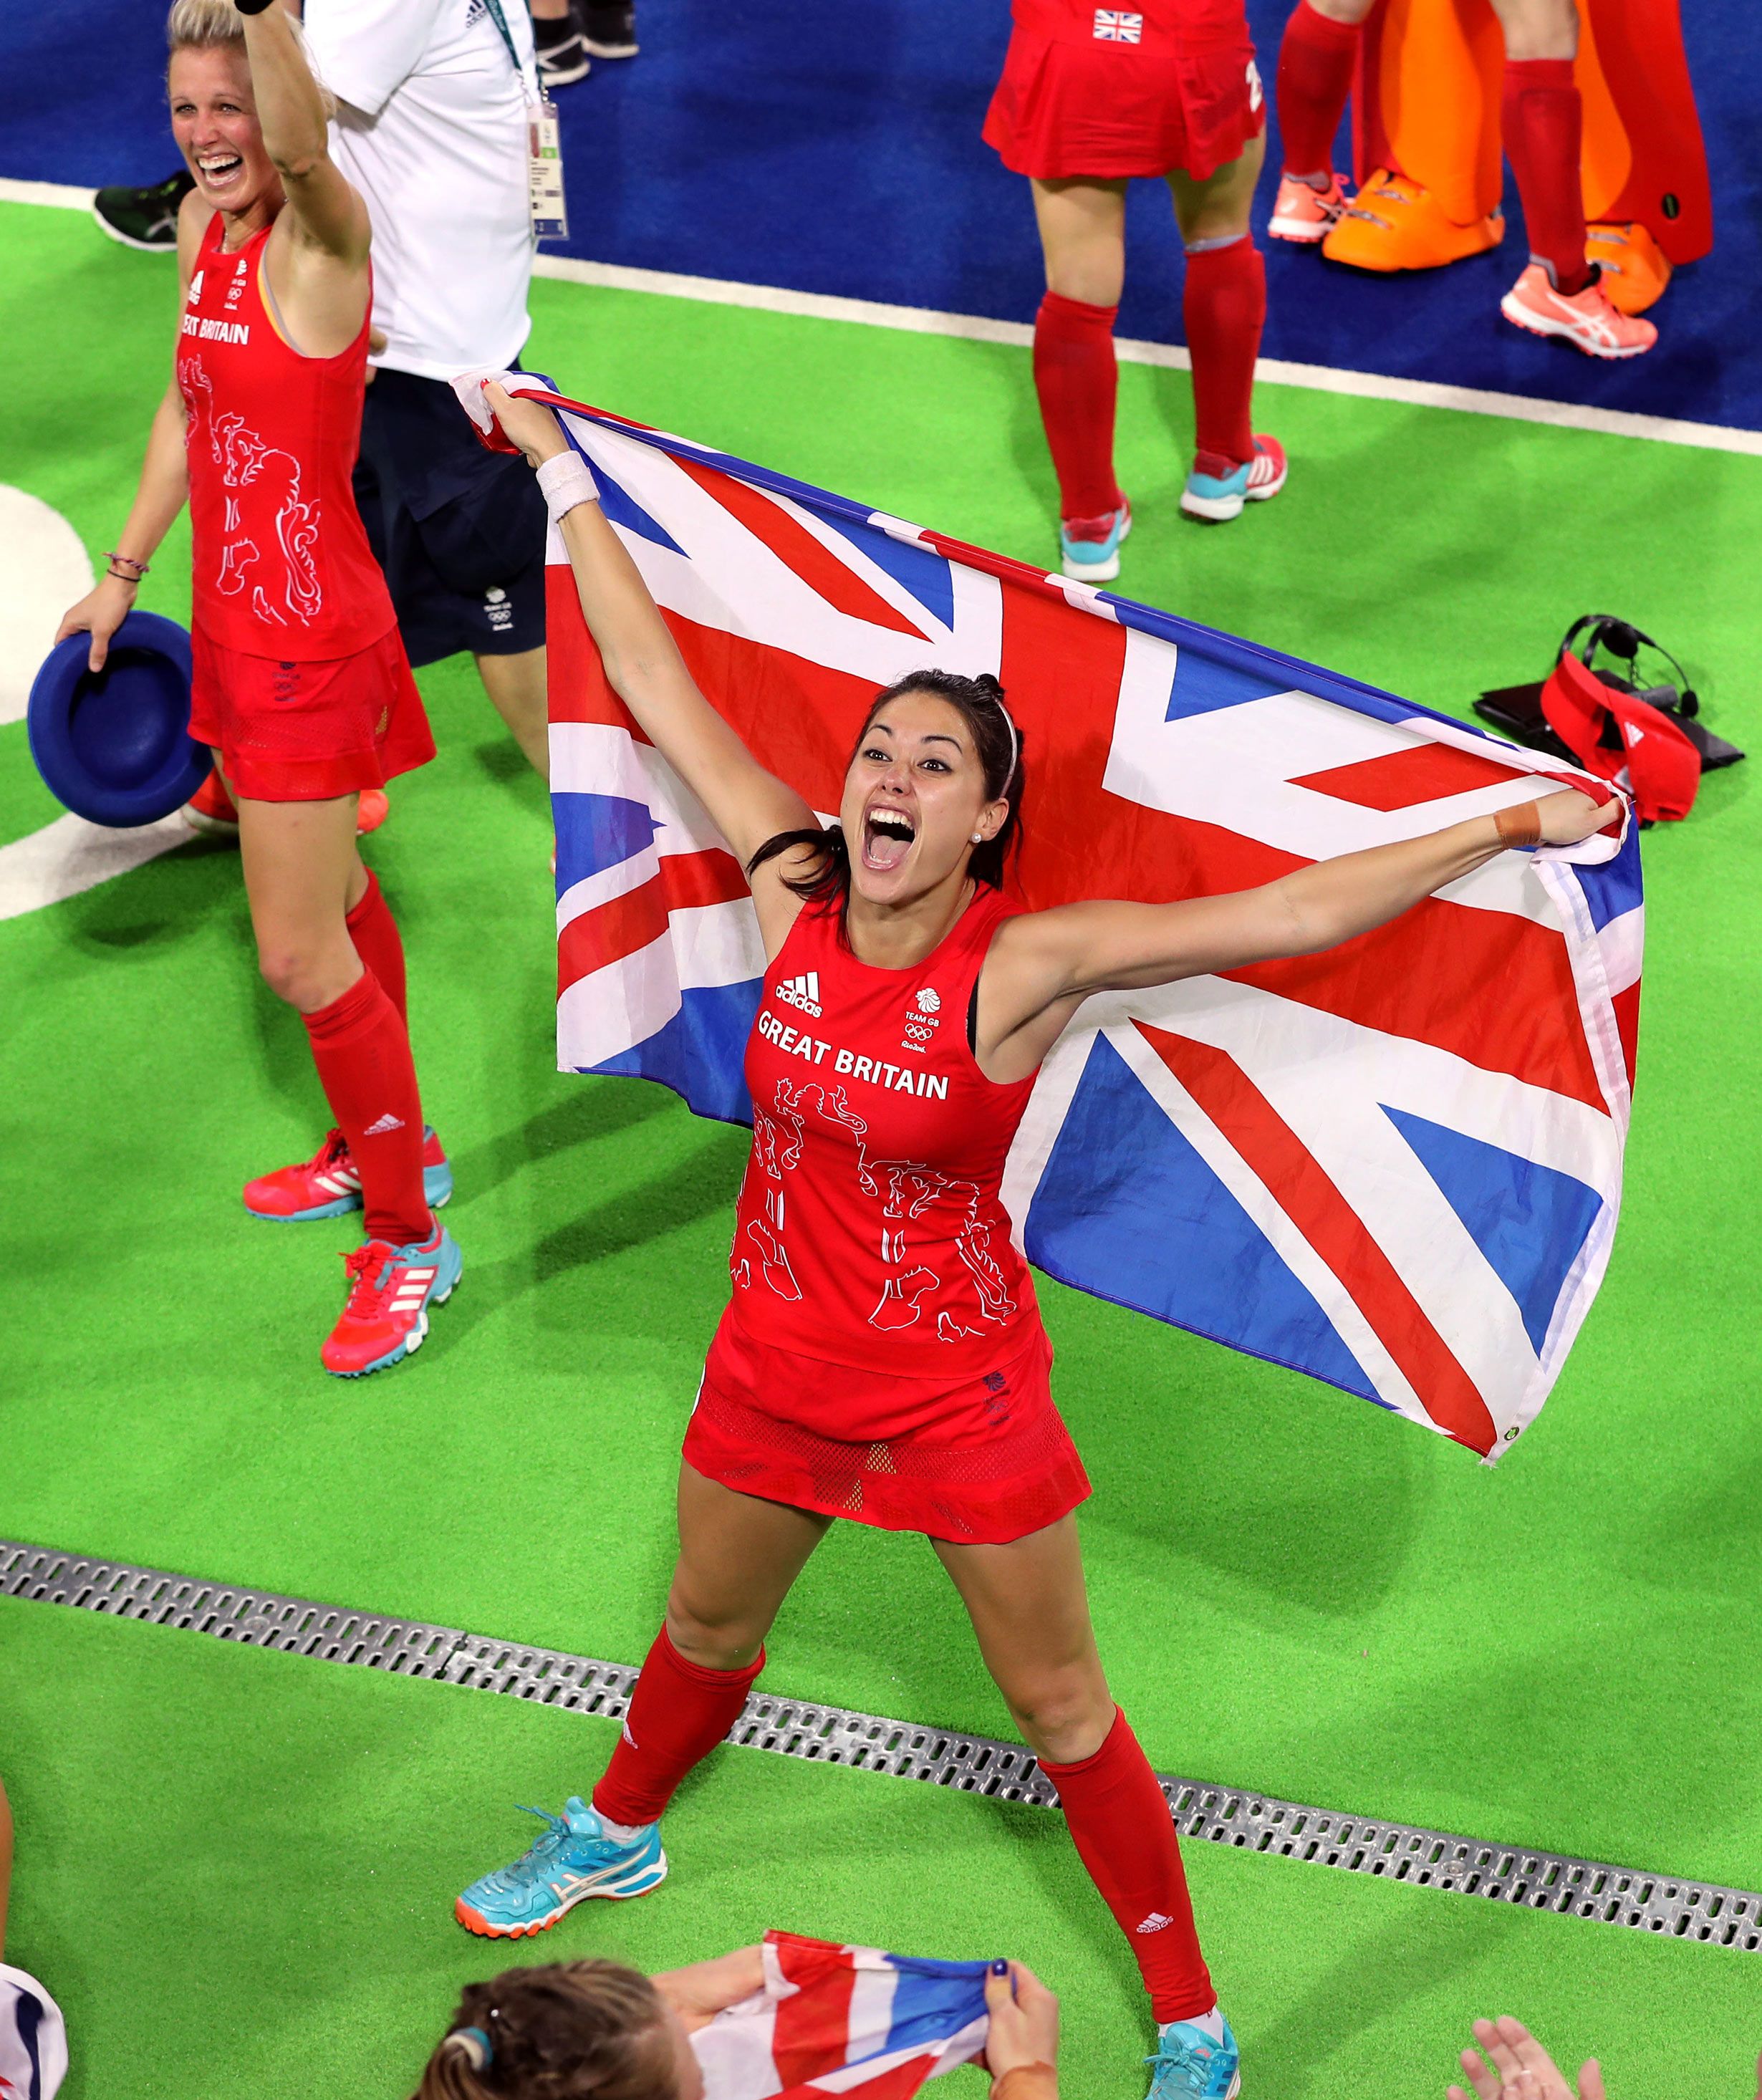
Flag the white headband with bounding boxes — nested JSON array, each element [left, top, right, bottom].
[[991, 692, 1019, 786]]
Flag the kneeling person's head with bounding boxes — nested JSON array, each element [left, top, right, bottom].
[[415, 1960, 700, 2100]]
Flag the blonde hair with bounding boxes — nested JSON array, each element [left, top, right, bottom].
[[413, 1961, 679, 2100], [165, 0, 335, 117]]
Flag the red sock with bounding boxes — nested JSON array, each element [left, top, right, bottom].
[[302, 971, 430, 1246], [345, 871, 407, 1022], [1502, 59, 1591, 295], [1032, 291, 1125, 523], [1276, 0, 1361, 180], [592, 1626, 765, 1826], [1041, 1709, 1214, 2024], [1183, 237, 1265, 471]]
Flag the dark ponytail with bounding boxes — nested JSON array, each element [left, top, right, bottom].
[[746, 669, 1025, 902]]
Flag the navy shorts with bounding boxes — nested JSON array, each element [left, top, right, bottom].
[[353, 365, 547, 668]]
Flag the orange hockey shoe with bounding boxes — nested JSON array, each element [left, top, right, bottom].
[[1585, 223, 1672, 316], [1269, 173, 1348, 244], [1500, 264, 1658, 358], [1322, 171, 1504, 272]]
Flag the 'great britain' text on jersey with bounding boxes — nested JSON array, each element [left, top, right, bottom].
[[753, 1008, 950, 1100]]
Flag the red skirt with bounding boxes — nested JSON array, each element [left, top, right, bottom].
[[684, 1309, 1091, 1546], [983, 21, 1264, 183], [189, 623, 435, 803]]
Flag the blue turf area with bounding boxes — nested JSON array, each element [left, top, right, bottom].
[[3, 0, 1756, 430]]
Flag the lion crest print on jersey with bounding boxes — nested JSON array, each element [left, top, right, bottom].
[[728, 888, 1041, 1376]]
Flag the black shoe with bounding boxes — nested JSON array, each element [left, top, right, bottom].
[[92, 169, 195, 252], [534, 6, 590, 87], [582, 2, 637, 57]]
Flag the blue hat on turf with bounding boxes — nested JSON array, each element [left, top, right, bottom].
[[27, 610, 207, 828]]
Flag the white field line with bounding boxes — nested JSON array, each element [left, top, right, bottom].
[[5, 174, 1758, 455]]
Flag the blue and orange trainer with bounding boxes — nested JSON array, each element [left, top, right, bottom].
[[456, 1798, 668, 1938]]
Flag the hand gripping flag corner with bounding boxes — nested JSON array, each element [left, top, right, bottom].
[[512, 377, 1640, 1463], [691, 1933, 992, 2099]]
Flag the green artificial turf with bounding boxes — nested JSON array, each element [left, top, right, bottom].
[[3, 197, 1762, 2094], [5, 1598, 1761, 2100]]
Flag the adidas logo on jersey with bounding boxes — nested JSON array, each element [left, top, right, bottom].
[[775, 970, 822, 1018]]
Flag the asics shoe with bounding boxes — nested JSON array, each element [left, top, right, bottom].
[[92, 168, 194, 251], [181, 767, 239, 837], [1500, 263, 1657, 358], [1144, 2013, 1241, 2099], [321, 1223, 461, 1377], [244, 1125, 452, 1222], [1268, 171, 1347, 244], [1181, 436, 1286, 523], [1322, 170, 1503, 272], [1059, 498, 1132, 583], [456, 1798, 668, 1939]]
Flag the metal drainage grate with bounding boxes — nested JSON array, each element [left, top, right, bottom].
[[6, 1537, 1757, 1952]]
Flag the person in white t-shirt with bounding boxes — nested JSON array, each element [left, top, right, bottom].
[[302, 0, 554, 781], [1, 1776, 69, 2100]]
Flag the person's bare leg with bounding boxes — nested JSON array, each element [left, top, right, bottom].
[[1029, 178, 1129, 307], [1488, 0, 1576, 62], [1166, 133, 1266, 250], [475, 647, 550, 782], [237, 791, 367, 1013], [933, 1516, 1114, 1763], [666, 1464, 834, 1669]]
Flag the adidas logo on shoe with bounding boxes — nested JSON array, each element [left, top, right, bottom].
[[1135, 1911, 1174, 1934], [774, 970, 822, 1018], [363, 1113, 406, 1135]]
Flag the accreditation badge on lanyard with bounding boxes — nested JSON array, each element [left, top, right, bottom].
[[483, 0, 569, 242]]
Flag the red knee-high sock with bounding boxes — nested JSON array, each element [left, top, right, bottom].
[[302, 970, 430, 1246], [1276, 0, 1361, 180], [1502, 59, 1591, 295], [592, 1626, 765, 1826], [344, 871, 407, 1022], [1032, 291, 1125, 523], [1184, 237, 1265, 472], [1041, 1709, 1214, 2024]]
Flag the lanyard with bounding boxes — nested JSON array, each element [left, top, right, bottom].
[[480, 0, 534, 92]]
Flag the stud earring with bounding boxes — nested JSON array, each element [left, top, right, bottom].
[[971, 832, 983, 844]]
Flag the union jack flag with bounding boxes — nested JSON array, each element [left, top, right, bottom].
[[691, 1934, 990, 2099], [1094, 9, 1145, 39], [499, 379, 1640, 1462]]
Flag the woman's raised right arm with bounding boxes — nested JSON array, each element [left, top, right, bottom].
[[487, 383, 816, 867], [55, 196, 206, 671]]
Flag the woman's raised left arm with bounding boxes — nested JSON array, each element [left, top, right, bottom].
[[977, 790, 1618, 1074], [239, 1, 367, 265]]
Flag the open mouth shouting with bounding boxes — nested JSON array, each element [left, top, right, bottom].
[[195, 150, 246, 194], [861, 800, 917, 873]]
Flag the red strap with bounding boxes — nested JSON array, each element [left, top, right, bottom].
[[1539, 654, 1698, 824]]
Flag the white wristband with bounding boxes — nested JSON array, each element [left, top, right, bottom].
[[536, 448, 598, 524]]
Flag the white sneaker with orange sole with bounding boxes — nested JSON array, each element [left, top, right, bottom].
[[1500, 264, 1657, 359]]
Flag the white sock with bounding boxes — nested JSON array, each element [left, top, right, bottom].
[[597, 1816, 650, 1845], [1162, 2006, 1228, 2045]]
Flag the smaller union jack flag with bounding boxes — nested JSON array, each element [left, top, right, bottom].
[[1094, 9, 1145, 39], [691, 1933, 991, 2099]]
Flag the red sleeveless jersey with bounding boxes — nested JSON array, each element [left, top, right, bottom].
[[176, 215, 395, 660], [728, 885, 1041, 1377]]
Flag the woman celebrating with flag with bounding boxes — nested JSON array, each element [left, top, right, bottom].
[[56, 0, 456, 1377], [458, 384, 1616, 2100]]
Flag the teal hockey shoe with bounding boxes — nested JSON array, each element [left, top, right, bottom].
[[455, 1798, 667, 1938]]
